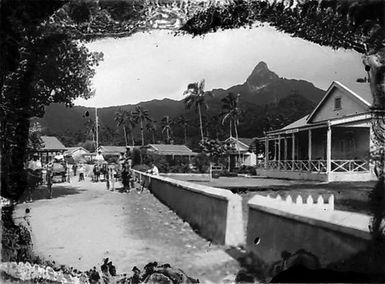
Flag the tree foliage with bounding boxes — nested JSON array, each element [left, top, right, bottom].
[[183, 79, 213, 142], [0, 0, 103, 199]]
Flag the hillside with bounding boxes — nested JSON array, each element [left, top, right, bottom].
[[38, 61, 325, 147]]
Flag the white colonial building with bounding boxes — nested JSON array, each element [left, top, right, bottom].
[[256, 81, 377, 182]]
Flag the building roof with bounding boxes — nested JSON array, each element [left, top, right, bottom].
[[64, 147, 89, 156], [268, 81, 373, 135], [98, 145, 136, 154], [280, 115, 309, 131], [40, 136, 66, 151], [143, 144, 197, 156], [341, 82, 372, 105], [224, 136, 254, 147]]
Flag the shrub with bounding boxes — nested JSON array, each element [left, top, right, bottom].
[[132, 148, 141, 166], [132, 164, 150, 172], [238, 165, 257, 175], [193, 153, 210, 173]]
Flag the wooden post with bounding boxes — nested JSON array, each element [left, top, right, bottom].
[[284, 136, 288, 163], [274, 138, 277, 161], [278, 135, 281, 169], [308, 129, 312, 162], [264, 136, 269, 168], [292, 133, 295, 171], [326, 124, 332, 173]]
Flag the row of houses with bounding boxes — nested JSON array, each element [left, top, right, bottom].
[[35, 80, 377, 182], [33, 137, 200, 164]]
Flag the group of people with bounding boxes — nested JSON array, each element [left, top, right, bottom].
[[24, 147, 160, 200]]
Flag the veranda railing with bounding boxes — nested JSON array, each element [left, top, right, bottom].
[[263, 159, 369, 173]]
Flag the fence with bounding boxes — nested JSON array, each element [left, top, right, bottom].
[[262, 159, 369, 173]]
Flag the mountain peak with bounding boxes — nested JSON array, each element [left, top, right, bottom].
[[246, 61, 279, 92]]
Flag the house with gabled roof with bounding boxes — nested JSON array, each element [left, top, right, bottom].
[[142, 144, 197, 158], [223, 136, 257, 168], [37, 136, 67, 164], [63, 147, 89, 163], [255, 81, 376, 182]]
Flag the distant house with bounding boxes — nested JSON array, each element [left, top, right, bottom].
[[97, 145, 137, 163], [64, 147, 89, 163], [97, 146, 136, 155], [141, 144, 197, 160], [37, 136, 67, 164], [223, 136, 257, 168], [256, 81, 376, 182]]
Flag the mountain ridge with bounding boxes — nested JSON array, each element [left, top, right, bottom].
[[38, 61, 325, 146]]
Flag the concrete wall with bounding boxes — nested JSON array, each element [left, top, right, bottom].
[[132, 170, 245, 246], [246, 194, 371, 268]]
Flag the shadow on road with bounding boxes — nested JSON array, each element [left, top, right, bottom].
[[17, 184, 85, 203]]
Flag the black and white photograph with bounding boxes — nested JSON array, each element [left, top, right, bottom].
[[1, 0, 385, 282]]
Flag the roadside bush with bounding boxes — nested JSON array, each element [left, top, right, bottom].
[[238, 165, 257, 175], [220, 169, 238, 177], [132, 148, 141, 166], [132, 164, 150, 172], [193, 153, 210, 173], [156, 157, 170, 173], [169, 163, 191, 173]]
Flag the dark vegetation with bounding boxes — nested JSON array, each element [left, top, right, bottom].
[[181, 0, 385, 53]]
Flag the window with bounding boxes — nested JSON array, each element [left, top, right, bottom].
[[334, 97, 342, 110]]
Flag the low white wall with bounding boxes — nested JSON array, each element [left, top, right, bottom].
[[329, 171, 376, 182], [247, 194, 371, 268], [133, 170, 245, 246], [256, 169, 328, 181]]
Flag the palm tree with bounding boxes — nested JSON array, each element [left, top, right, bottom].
[[183, 79, 213, 142], [221, 93, 242, 162], [161, 116, 173, 144], [146, 119, 157, 144], [114, 108, 128, 145], [125, 111, 137, 146], [132, 105, 151, 146], [84, 118, 96, 145], [176, 115, 189, 144]]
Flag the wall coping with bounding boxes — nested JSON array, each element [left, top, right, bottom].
[[248, 195, 371, 240], [133, 170, 236, 201]]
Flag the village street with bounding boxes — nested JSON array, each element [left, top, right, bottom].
[[14, 180, 241, 283]]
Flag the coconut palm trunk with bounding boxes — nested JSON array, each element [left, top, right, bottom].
[[140, 119, 144, 146], [123, 126, 128, 146], [184, 124, 188, 145], [198, 104, 204, 141], [234, 121, 241, 166]]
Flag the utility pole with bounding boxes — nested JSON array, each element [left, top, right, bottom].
[[95, 107, 99, 151]]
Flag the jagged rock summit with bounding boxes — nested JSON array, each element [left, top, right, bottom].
[[246, 61, 279, 92]]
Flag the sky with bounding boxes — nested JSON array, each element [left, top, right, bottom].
[[74, 23, 366, 108]]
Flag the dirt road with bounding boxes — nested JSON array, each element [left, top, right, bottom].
[[14, 180, 241, 283]]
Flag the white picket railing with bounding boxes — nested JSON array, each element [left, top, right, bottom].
[[265, 193, 335, 211], [262, 159, 369, 173], [331, 160, 369, 172]]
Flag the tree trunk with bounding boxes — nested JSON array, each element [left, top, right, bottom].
[[123, 126, 128, 146], [141, 119, 144, 146], [152, 131, 155, 144], [184, 125, 187, 145], [234, 121, 241, 167], [130, 129, 135, 146], [198, 104, 204, 141], [229, 120, 232, 138]]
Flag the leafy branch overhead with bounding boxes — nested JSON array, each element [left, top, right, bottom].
[[181, 0, 384, 54]]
